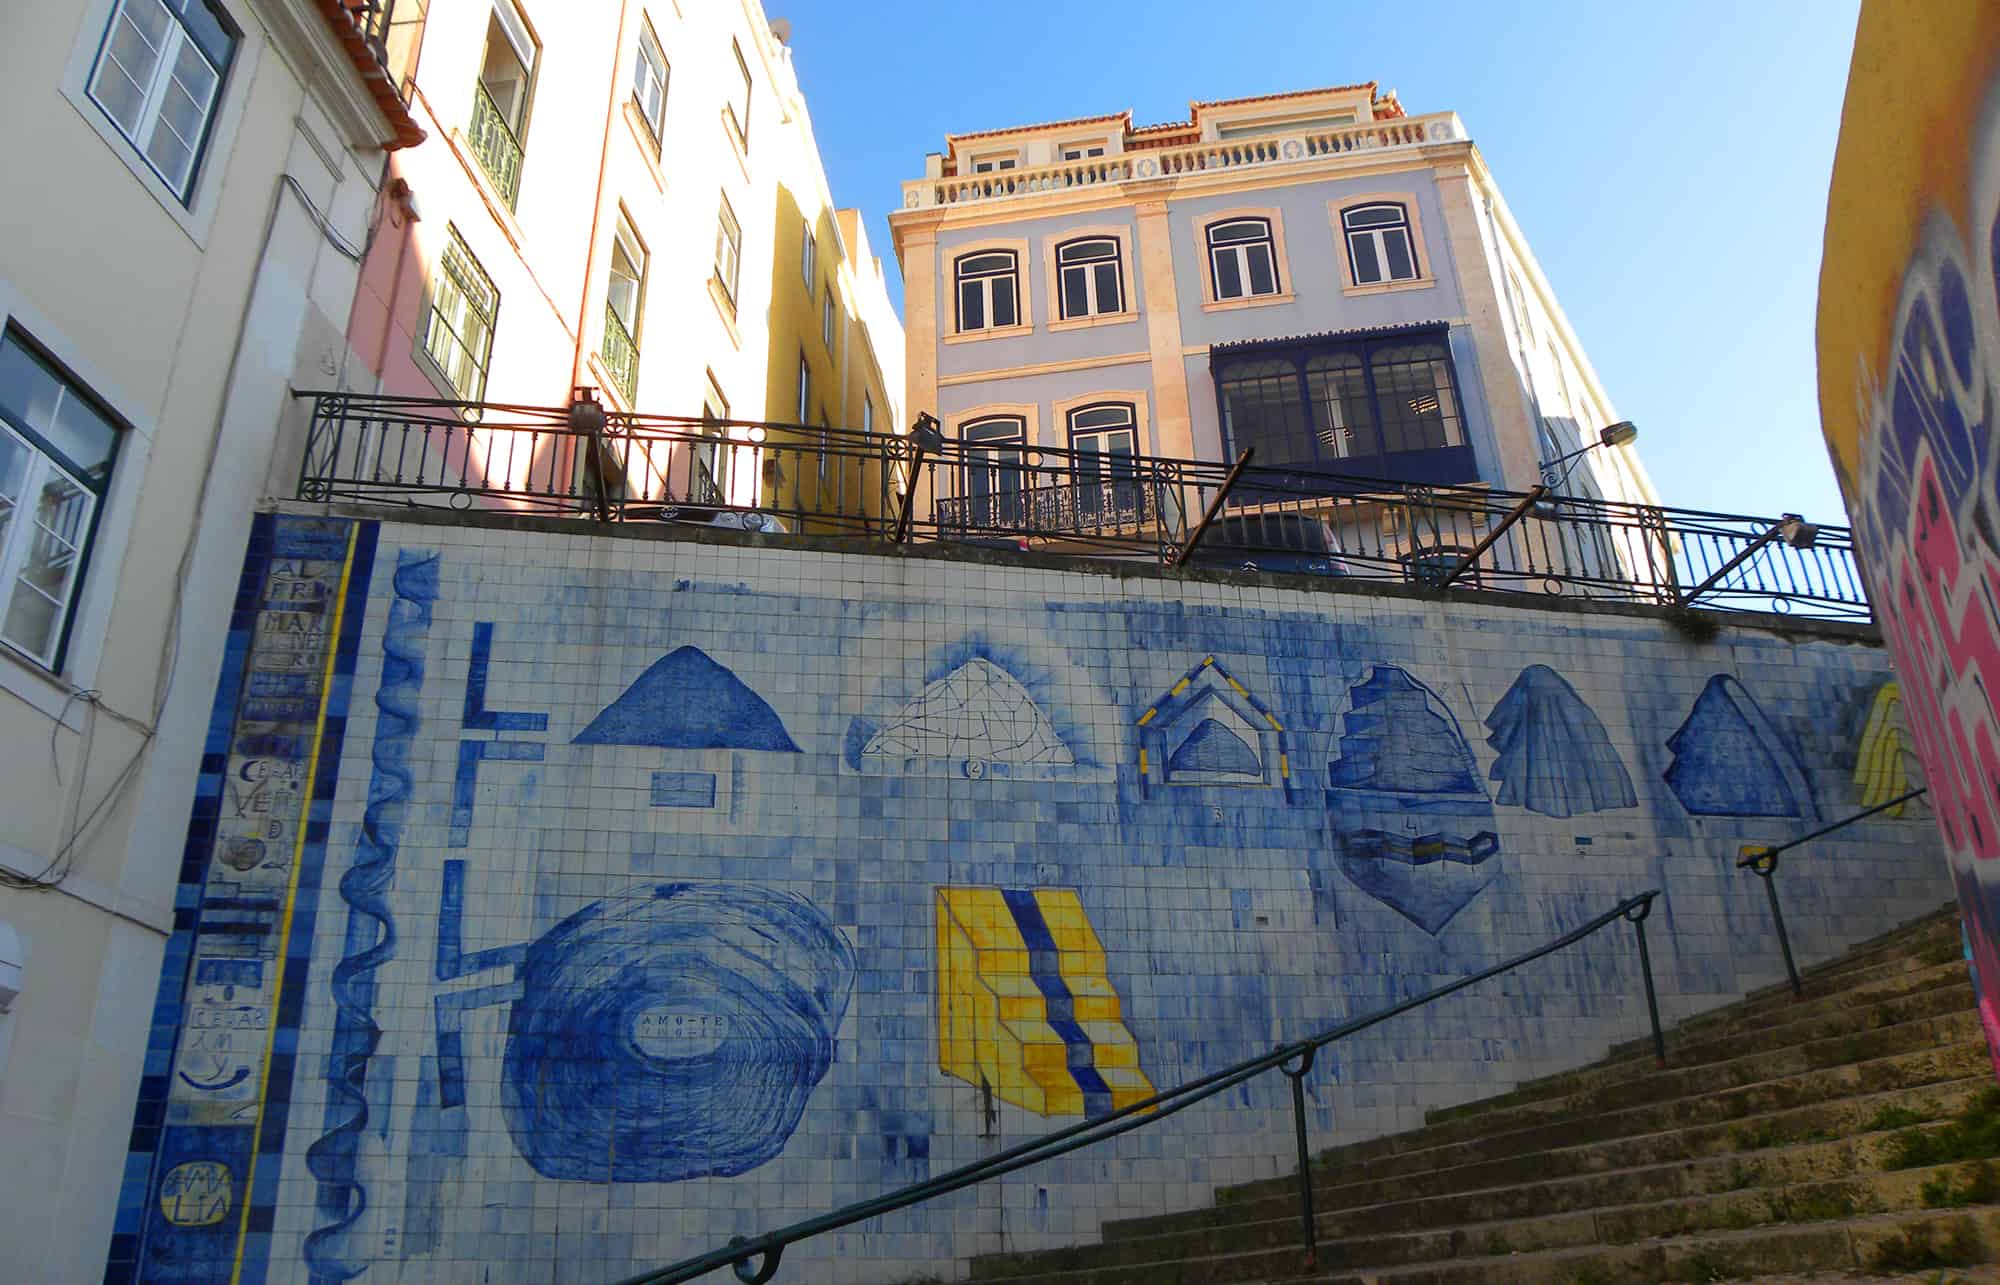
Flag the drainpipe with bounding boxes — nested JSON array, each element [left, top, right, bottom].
[[570, 0, 634, 398]]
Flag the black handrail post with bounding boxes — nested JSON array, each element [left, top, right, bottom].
[[1281, 1049, 1319, 1270], [1743, 847, 1803, 999], [895, 414, 943, 545], [1625, 895, 1667, 1066]]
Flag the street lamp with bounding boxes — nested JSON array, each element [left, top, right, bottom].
[[1538, 421, 1638, 489]]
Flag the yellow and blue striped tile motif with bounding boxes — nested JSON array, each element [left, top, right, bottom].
[[935, 887, 1152, 1118]]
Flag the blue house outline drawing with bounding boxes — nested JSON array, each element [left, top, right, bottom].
[[1134, 656, 1298, 801]]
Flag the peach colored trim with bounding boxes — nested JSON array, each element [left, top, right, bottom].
[[946, 236, 1033, 336], [1328, 192, 1437, 295], [1201, 292, 1297, 314], [936, 351, 1149, 387], [1051, 389, 1152, 455], [1191, 206, 1294, 307], [1431, 166, 1539, 490], [946, 401, 1042, 447], [705, 276, 741, 350], [1135, 200, 1194, 459], [1041, 223, 1137, 329], [902, 225, 939, 422], [624, 100, 665, 193]]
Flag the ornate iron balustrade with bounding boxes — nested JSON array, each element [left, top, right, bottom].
[[600, 303, 638, 404], [291, 392, 1872, 621], [468, 82, 523, 208]]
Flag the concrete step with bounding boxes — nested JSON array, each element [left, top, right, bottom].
[[1426, 970, 1973, 1129], [1220, 1041, 1990, 1215], [1301, 1009, 1982, 1182], [975, 1189, 2000, 1284], [1113, 1081, 1989, 1247]]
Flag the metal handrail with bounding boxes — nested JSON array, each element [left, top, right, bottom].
[[468, 81, 524, 207], [289, 392, 1871, 621], [1737, 787, 1931, 997], [612, 889, 1665, 1285], [601, 302, 639, 403]]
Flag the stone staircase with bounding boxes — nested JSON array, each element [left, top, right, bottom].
[[968, 904, 2000, 1283]]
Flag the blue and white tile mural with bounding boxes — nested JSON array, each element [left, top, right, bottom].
[[109, 514, 1946, 1284]]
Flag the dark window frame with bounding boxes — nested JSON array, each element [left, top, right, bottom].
[[953, 249, 1021, 333], [1212, 326, 1474, 490], [726, 38, 752, 145], [86, 0, 242, 205], [1204, 216, 1280, 301], [0, 326, 127, 672], [1341, 201, 1419, 285], [1054, 236, 1125, 320]]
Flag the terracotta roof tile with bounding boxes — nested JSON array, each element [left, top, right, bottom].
[[942, 84, 1403, 157], [945, 111, 1131, 150]]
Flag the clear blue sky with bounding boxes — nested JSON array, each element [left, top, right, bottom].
[[781, 0, 1861, 526]]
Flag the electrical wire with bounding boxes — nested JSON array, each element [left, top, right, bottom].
[[2, 161, 387, 894]]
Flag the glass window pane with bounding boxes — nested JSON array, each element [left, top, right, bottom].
[[991, 278, 1017, 328], [1384, 229, 1415, 280], [1247, 245, 1276, 295], [3, 468, 92, 661], [1213, 249, 1243, 299], [1094, 262, 1121, 312], [1344, 206, 1403, 228], [0, 339, 119, 480], [1351, 234, 1382, 284], [1210, 220, 1266, 245], [1061, 266, 1088, 318], [959, 281, 984, 331]]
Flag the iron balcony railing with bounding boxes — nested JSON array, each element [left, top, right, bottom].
[[600, 303, 638, 404], [291, 392, 1873, 621], [468, 81, 524, 208], [612, 890, 1667, 1285]]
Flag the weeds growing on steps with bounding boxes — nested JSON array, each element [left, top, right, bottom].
[[1888, 1087, 2000, 1170], [1919, 1158, 2000, 1208], [1868, 1102, 1938, 1132], [1867, 1217, 1983, 1271]]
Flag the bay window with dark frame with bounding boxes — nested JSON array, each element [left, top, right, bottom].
[[1213, 325, 1476, 493]]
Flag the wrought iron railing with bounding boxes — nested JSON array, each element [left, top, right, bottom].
[[610, 890, 1665, 1285], [290, 392, 1872, 620], [600, 303, 638, 404], [468, 82, 524, 208], [1737, 788, 1933, 996]]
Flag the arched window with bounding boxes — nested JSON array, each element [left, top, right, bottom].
[[1055, 237, 1124, 318], [1066, 402, 1139, 523], [1205, 218, 1279, 300], [959, 414, 1027, 527], [1368, 341, 1463, 453], [1342, 203, 1418, 285], [954, 251, 1020, 333]]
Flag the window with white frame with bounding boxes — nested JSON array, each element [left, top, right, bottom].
[[713, 193, 741, 305], [727, 39, 752, 144], [1056, 236, 1124, 319], [862, 393, 874, 436], [632, 23, 668, 147], [421, 226, 499, 402], [796, 353, 811, 423], [1205, 217, 1280, 300], [822, 291, 835, 349], [801, 218, 816, 287], [1342, 203, 1419, 285], [0, 331, 123, 670], [954, 250, 1020, 333], [970, 152, 1017, 173], [1060, 141, 1106, 160], [87, 0, 239, 202]]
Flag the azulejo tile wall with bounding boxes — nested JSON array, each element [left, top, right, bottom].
[[109, 512, 1946, 1284]]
